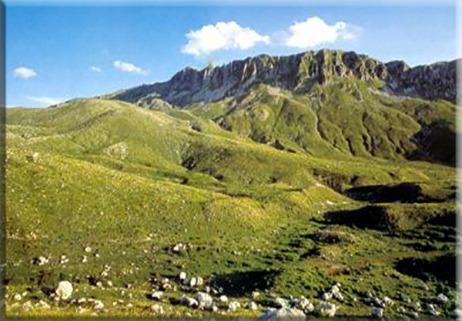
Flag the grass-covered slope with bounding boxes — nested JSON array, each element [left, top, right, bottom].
[[189, 80, 456, 165], [5, 99, 457, 318]]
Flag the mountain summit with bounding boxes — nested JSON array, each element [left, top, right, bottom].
[[111, 49, 457, 106]]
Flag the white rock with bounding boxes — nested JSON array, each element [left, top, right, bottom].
[[151, 304, 164, 314], [274, 297, 289, 308], [37, 300, 50, 309], [107, 281, 113, 287], [152, 291, 163, 301], [252, 291, 260, 299], [22, 301, 33, 312], [295, 298, 313, 313], [219, 295, 228, 303], [383, 296, 394, 306], [316, 301, 337, 317], [181, 296, 198, 308], [85, 246, 92, 253], [93, 300, 104, 310], [38, 256, 48, 266], [195, 291, 213, 306], [436, 293, 449, 303], [260, 307, 306, 319], [82, 256, 88, 263], [14, 293, 22, 301], [322, 292, 333, 301], [229, 301, 241, 312], [31, 153, 39, 163], [197, 276, 204, 286], [189, 277, 197, 287], [249, 301, 258, 310], [55, 281, 73, 300], [179, 272, 187, 281], [371, 307, 383, 318]]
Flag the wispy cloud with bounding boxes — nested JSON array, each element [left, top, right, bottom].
[[14, 67, 37, 79], [27, 96, 66, 106], [182, 21, 270, 57], [284, 16, 359, 48], [113, 60, 148, 75], [90, 66, 102, 73]]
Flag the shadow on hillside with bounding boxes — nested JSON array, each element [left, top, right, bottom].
[[210, 269, 281, 296]]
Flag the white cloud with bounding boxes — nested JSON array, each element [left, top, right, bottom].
[[113, 60, 147, 75], [14, 67, 37, 79], [27, 96, 66, 106], [182, 21, 270, 56], [285, 16, 358, 48], [90, 66, 102, 73]]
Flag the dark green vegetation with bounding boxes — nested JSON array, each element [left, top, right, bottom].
[[5, 50, 458, 318]]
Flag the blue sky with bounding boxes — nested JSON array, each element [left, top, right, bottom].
[[6, 2, 458, 107]]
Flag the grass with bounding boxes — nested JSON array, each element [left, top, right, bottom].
[[5, 97, 457, 318]]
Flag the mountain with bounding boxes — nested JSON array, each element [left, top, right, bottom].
[[5, 50, 457, 318], [110, 50, 457, 166], [111, 50, 457, 106]]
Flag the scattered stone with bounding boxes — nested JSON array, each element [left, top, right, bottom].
[[152, 291, 163, 301], [31, 153, 39, 163], [96, 281, 103, 288], [316, 301, 337, 317], [93, 300, 105, 310], [260, 307, 306, 319], [295, 298, 314, 313], [205, 286, 211, 293], [409, 311, 419, 318], [322, 292, 333, 301], [197, 276, 204, 286], [426, 304, 440, 316], [85, 246, 92, 253], [249, 301, 258, 311], [274, 297, 289, 308], [107, 281, 113, 287], [179, 272, 186, 282], [55, 281, 73, 300], [78, 298, 87, 304], [22, 301, 33, 312], [436, 293, 449, 303], [370, 307, 383, 318], [181, 296, 198, 308], [82, 255, 88, 263], [411, 302, 421, 311], [219, 295, 228, 303], [37, 300, 50, 309], [372, 297, 385, 308], [14, 293, 22, 301], [397, 306, 406, 314], [173, 243, 186, 253], [195, 292, 213, 307], [252, 291, 260, 299], [190, 277, 197, 287], [151, 304, 164, 314], [37, 256, 49, 266], [229, 301, 241, 312], [383, 296, 394, 306]]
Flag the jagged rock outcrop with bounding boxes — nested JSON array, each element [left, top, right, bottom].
[[111, 50, 458, 107]]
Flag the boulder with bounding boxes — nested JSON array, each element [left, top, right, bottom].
[[55, 281, 73, 300], [316, 301, 337, 317], [260, 307, 306, 319], [370, 307, 383, 318]]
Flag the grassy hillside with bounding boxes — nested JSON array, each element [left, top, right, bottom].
[[189, 80, 456, 166], [5, 99, 457, 318]]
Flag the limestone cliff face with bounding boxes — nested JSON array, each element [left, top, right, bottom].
[[111, 50, 458, 107]]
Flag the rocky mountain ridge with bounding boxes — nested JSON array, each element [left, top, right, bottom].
[[111, 49, 458, 107]]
